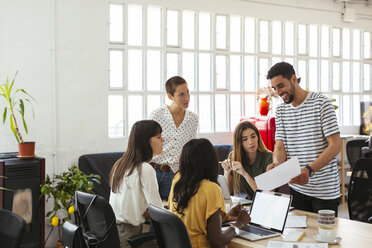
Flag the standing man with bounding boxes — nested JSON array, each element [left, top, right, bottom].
[[266, 62, 341, 215]]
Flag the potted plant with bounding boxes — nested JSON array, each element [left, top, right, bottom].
[[257, 86, 278, 116], [40, 165, 101, 245], [0, 71, 36, 157]]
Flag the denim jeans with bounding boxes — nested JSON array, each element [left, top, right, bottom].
[[155, 169, 174, 201], [290, 188, 340, 216]]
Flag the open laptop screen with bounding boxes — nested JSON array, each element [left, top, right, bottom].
[[249, 190, 292, 232]]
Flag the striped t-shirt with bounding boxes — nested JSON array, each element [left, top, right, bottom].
[[275, 91, 340, 200]]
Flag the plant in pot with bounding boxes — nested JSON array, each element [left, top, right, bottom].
[[0, 71, 36, 157], [257, 86, 278, 116], [40, 165, 101, 246]]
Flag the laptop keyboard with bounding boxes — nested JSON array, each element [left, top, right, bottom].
[[241, 225, 276, 236]]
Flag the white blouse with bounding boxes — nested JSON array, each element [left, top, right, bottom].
[[149, 105, 199, 172], [109, 162, 163, 226]]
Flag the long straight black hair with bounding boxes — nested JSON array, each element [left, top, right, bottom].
[[172, 138, 219, 215], [109, 120, 162, 193]]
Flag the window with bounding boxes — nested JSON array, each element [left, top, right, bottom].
[[108, 3, 372, 136]]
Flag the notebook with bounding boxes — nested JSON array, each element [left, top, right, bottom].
[[237, 189, 292, 241], [217, 175, 252, 206]]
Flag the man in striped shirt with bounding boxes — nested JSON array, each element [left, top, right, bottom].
[[266, 62, 341, 215]]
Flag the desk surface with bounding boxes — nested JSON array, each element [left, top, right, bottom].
[[229, 210, 372, 248]]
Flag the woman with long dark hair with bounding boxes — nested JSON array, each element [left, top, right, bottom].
[[109, 120, 164, 248], [168, 138, 250, 248], [221, 121, 272, 199]]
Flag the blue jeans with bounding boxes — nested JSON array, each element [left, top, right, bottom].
[[155, 169, 174, 201]]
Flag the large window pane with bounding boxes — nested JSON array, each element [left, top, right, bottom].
[[364, 32, 371, 59], [128, 5, 142, 45], [332, 62, 340, 91], [244, 56, 256, 91], [167, 10, 179, 46], [245, 18, 255, 53], [182, 10, 195, 49], [147, 6, 161, 46], [332, 28, 341, 57], [298, 60, 307, 87], [343, 95, 351, 125], [321, 60, 329, 92], [342, 62, 350, 92], [199, 12, 211, 50], [110, 4, 123, 42], [128, 49, 142, 91], [188, 95, 196, 114], [245, 95, 257, 117], [285, 22, 294, 55], [364, 64, 371, 91], [309, 25, 318, 57], [182, 52, 195, 91], [343, 28, 350, 59], [353, 62, 360, 92], [199, 53, 212, 91], [199, 95, 212, 132], [108, 95, 123, 138], [353, 95, 360, 126], [259, 58, 269, 87], [353, 30, 361, 60], [309, 59, 318, 91], [215, 94, 228, 132], [110, 50, 123, 88], [230, 16, 241, 52], [216, 15, 227, 49], [321, 25, 329, 58], [128, 95, 143, 132], [231, 95, 242, 130], [298, 24, 306, 55], [147, 50, 161, 91], [230, 55, 242, 91], [147, 95, 161, 117], [216, 55, 227, 89], [166, 53, 179, 79], [259, 20, 269, 53], [272, 21, 282, 55], [272, 57, 282, 65]]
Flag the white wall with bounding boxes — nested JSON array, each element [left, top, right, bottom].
[[1, 0, 372, 174]]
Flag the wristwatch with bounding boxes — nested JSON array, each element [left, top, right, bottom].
[[230, 225, 240, 235], [305, 165, 314, 177]]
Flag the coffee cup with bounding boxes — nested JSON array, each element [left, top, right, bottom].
[[318, 209, 336, 241]]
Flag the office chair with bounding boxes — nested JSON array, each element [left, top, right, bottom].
[[0, 208, 26, 248], [148, 203, 192, 248], [346, 138, 368, 170], [347, 158, 372, 223], [62, 220, 87, 248], [75, 191, 120, 247]]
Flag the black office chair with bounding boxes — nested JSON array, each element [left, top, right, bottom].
[[75, 191, 120, 247], [347, 158, 372, 223], [62, 220, 87, 248], [0, 208, 26, 248], [148, 203, 191, 248], [346, 138, 368, 170]]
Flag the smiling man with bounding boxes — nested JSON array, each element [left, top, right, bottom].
[[266, 62, 341, 215]]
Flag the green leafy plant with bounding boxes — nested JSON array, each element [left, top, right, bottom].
[[0, 71, 35, 143], [40, 165, 101, 224]]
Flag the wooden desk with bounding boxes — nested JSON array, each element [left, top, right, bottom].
[[229, 210, 372, 248]]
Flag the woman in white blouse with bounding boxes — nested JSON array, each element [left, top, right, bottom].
[[149, 76, 199, 200], [109, 120, 164, 248]]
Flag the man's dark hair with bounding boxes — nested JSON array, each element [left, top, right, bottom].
[[266, 62, 298, 82]]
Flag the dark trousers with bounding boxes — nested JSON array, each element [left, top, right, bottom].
[[290, 188, 340, 216]]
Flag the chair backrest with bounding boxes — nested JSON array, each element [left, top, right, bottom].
[[148, 204, 191, 248], [75, 191, 120, 247], [346, 138, 368, 169], [62, 221, 87, 248], [347, 158, 372, 223], [0, 208, 26, 248]]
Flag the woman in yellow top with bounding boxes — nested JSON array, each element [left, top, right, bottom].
[[168, 138, 250, 248]]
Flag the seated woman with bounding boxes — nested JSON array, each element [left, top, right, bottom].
[[168, 138, 250, 248], [109, 120, 164, 248], [222, 121, 272, 199]]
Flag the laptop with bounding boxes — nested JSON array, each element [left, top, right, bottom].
[[237, 189, 292, 241], [217, 175, 252, 206]]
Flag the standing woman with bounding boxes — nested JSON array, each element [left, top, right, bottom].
[[109, 120, 164, 248], [149, 76, 199, 200], [169, 138, 251, 248], [222, 121, 272, 199]]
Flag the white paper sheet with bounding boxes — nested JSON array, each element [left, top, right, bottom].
[[267, 241, 328, 248], [285, 215, 307, 228], [255, 157, 301, 191]]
